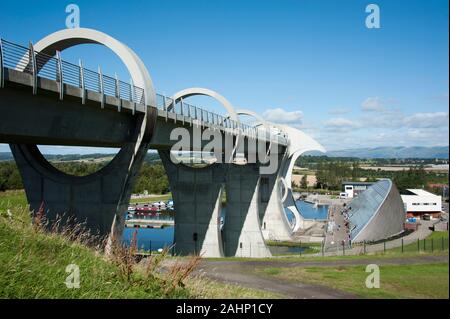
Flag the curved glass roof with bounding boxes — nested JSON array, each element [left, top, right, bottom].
[[347, 179, 392, 240]]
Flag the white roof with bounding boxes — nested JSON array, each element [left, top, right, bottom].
[[402, 189, 441, 199]]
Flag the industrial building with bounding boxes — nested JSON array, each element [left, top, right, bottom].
[[401, 189, 443, 219]]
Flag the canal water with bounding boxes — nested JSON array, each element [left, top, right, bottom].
[[294, 200, 329, 220], [123, 201, 328, 251], [122, 207, 226, 251]]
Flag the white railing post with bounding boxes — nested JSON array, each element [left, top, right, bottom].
[[79, 59, 85, 104], [98, 66, 104, 108], [162, 94, 166, 111], [162, 95, 168, 121], [180, 97, 185, 125], [0, 39, 4, 88], [180, 97, 184, 116], [56, 50, 63, 100], [115, 73, 121, 112], [129, 78, 133, 102], [29, 42, 37, 95], [130, 78, 136, 115]]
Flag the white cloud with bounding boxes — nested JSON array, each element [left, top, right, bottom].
[[361, 97, 385, 112], [403, 112, 449, 128], [324, 118, 361, 130], [316, 108, 449, 149], [262, 108, 303, 124], [328, 107, 352, 115]]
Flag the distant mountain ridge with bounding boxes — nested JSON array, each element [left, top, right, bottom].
[[0, 152, 162, 163], [308, 146, 449, 159], [1, 146, 449, 161]]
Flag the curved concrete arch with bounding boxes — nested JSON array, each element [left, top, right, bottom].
[[235, 109, 269, 128], [9, 28, 157, 241], [169, 87, 239, 121], [30, 28, 156, 107], [278, 125, 325, 232]]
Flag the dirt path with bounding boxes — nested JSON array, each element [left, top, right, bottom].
[[195, 255, 448, 299], [196, 262, 356, 299]]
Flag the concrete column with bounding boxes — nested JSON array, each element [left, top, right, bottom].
[[260, 152, 294, 241], [281, 153, 305, 233], [9, 113, 152, 240], [223, 164, 271, 258], [159, 150, 224, 257]]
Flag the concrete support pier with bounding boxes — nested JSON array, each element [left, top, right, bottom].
[[9, 114, 152, 239], [260, 153, 294, 241], [224, 164, 271, 258], [159, 150, 224, 257]]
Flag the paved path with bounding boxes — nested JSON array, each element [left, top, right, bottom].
[[196, 261, 356, 299], [194, 255, 448, 299], [321, 220, 436, 257]]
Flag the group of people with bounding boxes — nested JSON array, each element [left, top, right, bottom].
[[340, 205, 352, 247]]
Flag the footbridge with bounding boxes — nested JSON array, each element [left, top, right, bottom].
[[0, 28, 324, 257]]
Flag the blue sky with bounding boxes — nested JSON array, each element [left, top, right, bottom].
[[0, 0, 448, 153]]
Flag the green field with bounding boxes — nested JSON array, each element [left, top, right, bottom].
[[258, 263, 449, 299], [130, 193, 172, 204]]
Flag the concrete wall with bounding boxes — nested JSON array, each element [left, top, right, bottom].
[[159, 150, 224, 257], [10, 117, 151, 238], [224, 164, 271, 257], [260, 152, 294, 241], [160, 150, 273, 258]]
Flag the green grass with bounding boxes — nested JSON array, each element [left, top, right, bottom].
[[0, 190, 174, 207], [385, 231, 449, 254], [266, 240, 322, 255], [0, 205, 191, 298], [258, 263, 449, 299], [130, 193, 172, 204], [266, 240, 321, 248], [0, 191, 277, 299], [0, 190, 27, 210]]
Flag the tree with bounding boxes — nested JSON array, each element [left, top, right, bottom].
[[300, 175, 308, 189]]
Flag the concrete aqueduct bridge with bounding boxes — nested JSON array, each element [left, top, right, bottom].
[[0, 28, 324, 257]]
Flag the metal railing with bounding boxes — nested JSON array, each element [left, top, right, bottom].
[[0, 38, 288, 143], [154, 93, 287, 142], [0, 39, 145, 104]]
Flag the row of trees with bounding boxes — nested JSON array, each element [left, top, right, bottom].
[[294, 158, 445, 193], [0, 162, 22, 191], [0, 161, 169, 195], [315, 162, 362, 190]]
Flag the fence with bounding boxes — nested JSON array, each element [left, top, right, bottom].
[[322, 235, 449, 256]]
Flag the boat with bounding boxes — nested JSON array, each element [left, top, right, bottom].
[[152, 201, 166, 208]]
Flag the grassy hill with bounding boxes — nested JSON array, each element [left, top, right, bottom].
[[0, 204, 190, 298], [0, 191, 279, 299]]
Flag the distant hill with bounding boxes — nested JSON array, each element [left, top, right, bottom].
[[307, 146, 449, 159], [1, 146, 448, 161], [0, 152, 13, 161], [0, 151, 162, 163]]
